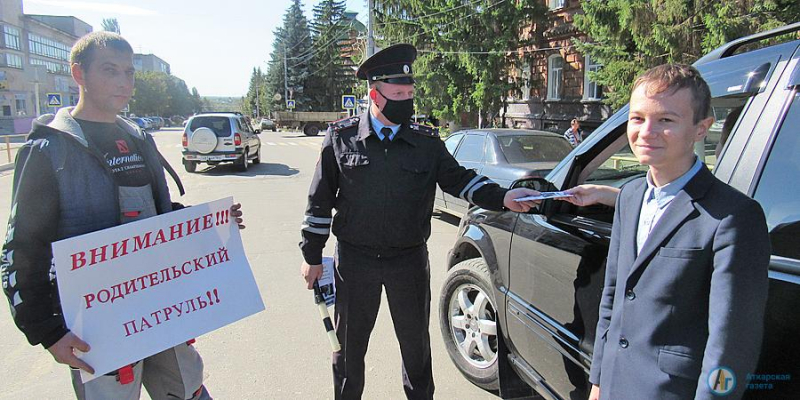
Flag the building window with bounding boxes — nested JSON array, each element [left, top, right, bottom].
[[2, 105, 10, 116], [4, 53, 23, 69], [15, 99, 26, 115], [549, 0, 566, 10], [547, 54, 563, 100], [584, 55, 603, 100], [30, 57, 70, 75], [3, 26, 21, 50], [28, 33, 70, 62]]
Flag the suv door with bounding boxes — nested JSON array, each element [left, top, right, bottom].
[[446, 132, 487, 214], [504, 41, 793, 399]]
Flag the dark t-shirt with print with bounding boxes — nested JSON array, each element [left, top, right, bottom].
[[76, 119, 152, 187]]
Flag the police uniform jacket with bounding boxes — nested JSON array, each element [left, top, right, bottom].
[[300, 113, 507, 264]]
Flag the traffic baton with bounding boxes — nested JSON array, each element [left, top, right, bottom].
[[313, 280, 341, 352]]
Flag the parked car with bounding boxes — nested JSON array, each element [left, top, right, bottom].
[[259, 118, 277, 132], [148, 116, 164, 129], [181, 112, 261, 172], [438, 23, 800, 400], [131, 117, 151, 131], [435, 129, 573, 216]]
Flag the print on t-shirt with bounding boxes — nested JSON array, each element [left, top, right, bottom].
[[76, 119, 152, 187]]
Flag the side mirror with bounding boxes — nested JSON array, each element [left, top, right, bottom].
[[511, 177, 551, 191], [254, 128, 261, 134]]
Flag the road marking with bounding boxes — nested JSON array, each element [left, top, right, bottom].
[[278, 143, 288, 146], [266, 142, 277, 146], [288, 142, 298, 146]]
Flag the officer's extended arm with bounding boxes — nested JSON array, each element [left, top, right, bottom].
[[435, 139, 506, 210]]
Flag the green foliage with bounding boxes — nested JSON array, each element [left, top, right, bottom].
[[101, 18, 120, 34], [130, 71, 199, 116], [375, 0, 546, 125], [574, 0, 800, 110], [242, 67, 268, 118]]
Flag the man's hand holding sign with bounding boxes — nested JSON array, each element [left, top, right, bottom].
[[51, 199, 260, 381]]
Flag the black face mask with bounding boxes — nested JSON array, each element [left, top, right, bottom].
[[376, 88, 414, 125]]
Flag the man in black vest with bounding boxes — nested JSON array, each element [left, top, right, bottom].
[[298, 44, 541, 399]]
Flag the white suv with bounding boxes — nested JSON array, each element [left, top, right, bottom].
[[182, 112, 261, 172]]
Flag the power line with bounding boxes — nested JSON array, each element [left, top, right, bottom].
[[399, 0, 508, 43]]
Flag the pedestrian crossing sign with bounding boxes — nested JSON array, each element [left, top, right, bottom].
[[341, 95, 356, 110], [287, 99, 296, 109], [47, 93, 62, 107]]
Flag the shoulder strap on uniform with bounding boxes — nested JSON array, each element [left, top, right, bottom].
[[408, 123, 438, 137], [330, 116, 360, 132]]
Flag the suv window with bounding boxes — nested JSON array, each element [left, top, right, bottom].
[[753, 91, 800, 260], [189, 116, 232, 137], [583, 90, 752, 188], [455, 134, 485, 162]]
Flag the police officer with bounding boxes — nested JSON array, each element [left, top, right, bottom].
[[299, 44, 540, 400]]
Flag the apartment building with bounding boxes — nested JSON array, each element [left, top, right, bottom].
[[0, 0, 91, 134]]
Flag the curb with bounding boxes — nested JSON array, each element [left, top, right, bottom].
[[0, 163, 14, 173]]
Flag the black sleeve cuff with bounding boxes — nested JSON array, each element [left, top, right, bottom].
[[39, 325, 69, 349]]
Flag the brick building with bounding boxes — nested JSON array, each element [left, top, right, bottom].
[[503, 0, 612, 134]]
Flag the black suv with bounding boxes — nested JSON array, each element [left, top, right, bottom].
[[439, 24, 800, 399]]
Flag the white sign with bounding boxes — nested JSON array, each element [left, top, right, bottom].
[[53, 197, 264, 382], [513, 191, 574, 202]]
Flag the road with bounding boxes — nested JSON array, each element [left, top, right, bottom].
[[0, 128, 497, 400]]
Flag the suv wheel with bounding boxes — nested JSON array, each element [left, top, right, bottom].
[[235, 149, 248, 172], [183, 160, 197, 173], [440, 258, 500, 390]]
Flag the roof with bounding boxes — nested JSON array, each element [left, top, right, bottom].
[[458, 128, 564, 138]]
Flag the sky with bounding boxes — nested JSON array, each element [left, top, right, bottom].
[[22, 0, 369, 97]]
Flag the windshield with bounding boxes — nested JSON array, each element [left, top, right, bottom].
[[189, 116, 231, 137], [498, 135, 573, 164]]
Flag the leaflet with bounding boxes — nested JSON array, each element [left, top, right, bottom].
[[513, 191, 574, 202]]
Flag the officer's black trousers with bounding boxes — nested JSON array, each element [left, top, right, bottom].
[[332, 242, 434, 400]]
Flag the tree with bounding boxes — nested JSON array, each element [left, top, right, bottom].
[[263, 0, 314, 112], [131, 71, 168, 116], [375, 0, 546, 127], [243, 67, 268, 118], [191, 87, 204, 114], [574, 0, 800, 109], [305, 0, 357, 111], [101, 18, 120, 34]]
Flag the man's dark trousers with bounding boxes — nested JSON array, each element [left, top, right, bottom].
[[332, 241, 434, 400]]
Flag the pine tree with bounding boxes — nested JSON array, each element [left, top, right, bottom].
[[243, 67, 268, 118], [574, 0, 800, 109], [263, 0, 313, 112], [305, 0, 357, 111]]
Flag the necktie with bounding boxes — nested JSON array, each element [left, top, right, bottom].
[[380, 127, 393, 144]]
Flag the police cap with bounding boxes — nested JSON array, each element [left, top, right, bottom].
[[356, 43, 417, 84]]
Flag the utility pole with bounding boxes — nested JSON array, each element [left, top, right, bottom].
[[367, 0, 375, 58], [283, 44, 289, 110]]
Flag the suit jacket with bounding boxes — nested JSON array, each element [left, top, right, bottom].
[[588, 166, 770, 400]]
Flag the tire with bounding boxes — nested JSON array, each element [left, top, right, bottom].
[[439, 258, 500, 391], [235, 149, 248, 172], [303, 123, 321, 136], [183, 160, 197, 173], [253, 146, 261, 164], [272, 127, 277, 132], [190, 127, 217, 154]]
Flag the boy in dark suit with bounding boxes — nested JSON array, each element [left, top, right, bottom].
[[586, 64, 770, 400]]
